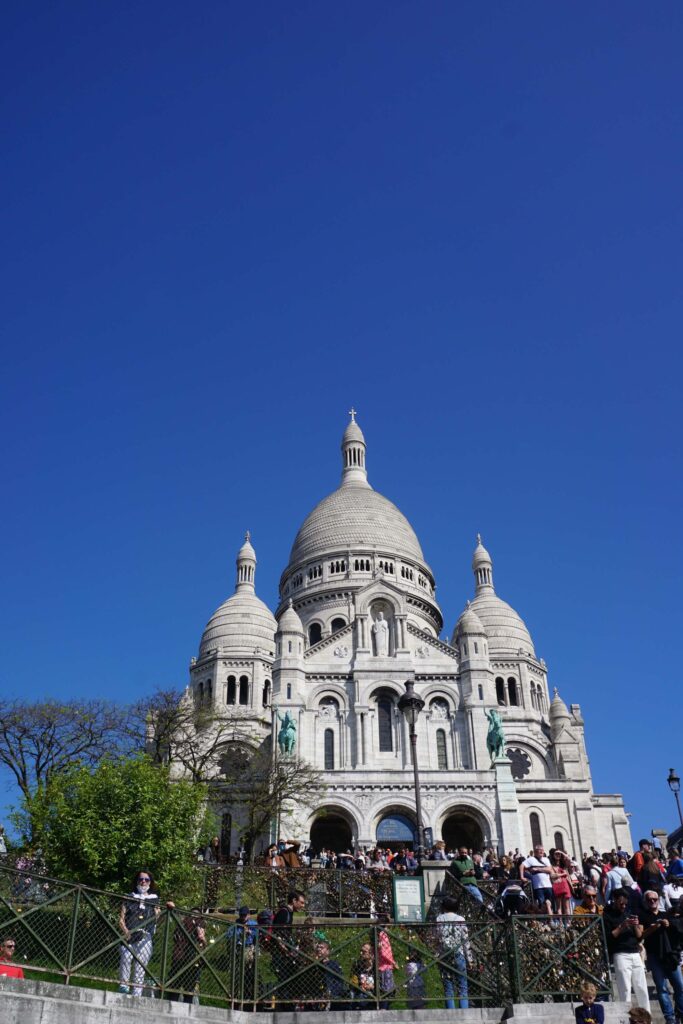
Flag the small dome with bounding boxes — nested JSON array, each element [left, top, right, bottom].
[[342, 418, 365, 445], [199, 591, 276, 659], [238, 532, 256, 561], [453, 603, 486, 640], [472, 534, 492, 569], [278, 599, 304, 634], [549, 688, 570, 720], [468, 590, 535, 656]]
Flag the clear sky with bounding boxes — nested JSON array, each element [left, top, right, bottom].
[[2, 1, 682, 847]]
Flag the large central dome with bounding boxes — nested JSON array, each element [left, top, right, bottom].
[[289, 485, 425, 565]]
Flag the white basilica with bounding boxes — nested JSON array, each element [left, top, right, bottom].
[[189, 414, 632, 859]]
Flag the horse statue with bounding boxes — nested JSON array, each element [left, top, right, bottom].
[[274, 706, 297, 757], [485, 708, 506, 761]]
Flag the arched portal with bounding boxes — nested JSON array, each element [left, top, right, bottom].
[[376, 812, 416, 851], [441, 810, 485, 853], [310, 813, 353, 854]]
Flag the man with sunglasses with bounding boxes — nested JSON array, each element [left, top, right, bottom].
[[638, 889, 683, 1024], [0, 937, 24, 978]]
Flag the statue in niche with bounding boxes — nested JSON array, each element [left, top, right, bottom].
[[372, 611, 389, 657]]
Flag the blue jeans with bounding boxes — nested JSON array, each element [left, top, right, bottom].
[[462, 880, 483, 905], [441, 952, 469, 1009], [648, 955, 683, 1022]]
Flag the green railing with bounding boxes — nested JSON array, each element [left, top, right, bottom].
[[196, 865, 394, 917], [0, 864, 609, 1009], [510, 914, 611, 1003]]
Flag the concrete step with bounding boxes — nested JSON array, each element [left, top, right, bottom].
[[0, 978, 665, 1024]]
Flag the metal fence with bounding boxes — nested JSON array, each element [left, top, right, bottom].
[[510, 914, 611, 1003], [196, 865, 394, 917], [0, 863, 608, 1009]]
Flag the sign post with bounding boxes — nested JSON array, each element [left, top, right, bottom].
[[392, 875, 425, 923]]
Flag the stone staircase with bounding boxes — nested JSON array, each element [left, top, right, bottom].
[[0, 976, 652, 1024]]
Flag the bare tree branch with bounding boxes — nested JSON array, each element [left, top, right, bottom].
[[0, 698, 127, 805]]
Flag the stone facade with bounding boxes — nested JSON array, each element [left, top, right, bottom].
[[188, 414, 631, 859]]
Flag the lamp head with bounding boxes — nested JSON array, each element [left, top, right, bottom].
[[668, 768, 681, 794], [398, 680, 425, 728]]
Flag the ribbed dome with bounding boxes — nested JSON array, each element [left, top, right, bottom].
[[199, 591, 276, 658], [453, 603, 486, 640], [468, 591, 535, 656], [342, 419, 365, 445], [278, 600, 304, 634], [549, 688, 570, 719], [288, 485, 425, 566]]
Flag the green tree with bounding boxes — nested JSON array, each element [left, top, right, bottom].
[[17, 756, 214, 895]]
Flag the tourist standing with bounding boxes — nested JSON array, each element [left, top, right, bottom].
[[638, 890, 683, 1024], [602, 889, 650, 1013], [118, 870, 169, 997], [437, 895, 470, 1008], [448, 846, 484, 904], [521, 846, 553, 914]]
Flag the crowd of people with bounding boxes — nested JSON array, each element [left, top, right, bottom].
[[2, 829, 683, 1022]]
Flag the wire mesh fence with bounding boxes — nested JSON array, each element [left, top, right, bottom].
[[0, 864, 608, 1009], [193, 865, 394, 917], [510, 913, 611, 1003]]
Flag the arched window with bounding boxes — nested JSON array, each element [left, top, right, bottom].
[[262, 679, 271, 708], [530, 686, 537, 711], [196, 682, 204, 705], [286, 683, 292, 700], [227, 676, 236, 705], [309, 623, 322, 646], [507, 677, 518, 706], [436, 729, 448, 770], [330, 617, 346, 633], [239, 675, 249, 705], [496, 677, 506, 705], [324, 729, 334, 770], [205, 680, 212, 705], [553, 831, 565, 852], [530, 812, 543, 849], [320, 696, 339, 711], [377, 697, 394, 752]]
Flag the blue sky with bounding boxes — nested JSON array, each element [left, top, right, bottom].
[[2, 1, 682, 847]]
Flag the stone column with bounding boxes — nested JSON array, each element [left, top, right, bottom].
[[494, 757, 522, 854]]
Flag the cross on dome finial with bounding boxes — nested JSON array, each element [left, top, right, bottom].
[[553, 687, 559, 697], [476, 533, 482, 545], [245, 530, 251, 542], [349, 407, 357, 422]]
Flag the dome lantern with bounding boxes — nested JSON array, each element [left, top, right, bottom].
[[236, 531, 256, 590], [197, 533, 276, 659], [472, 534, 493, 592], [340, 408, 369, 489]]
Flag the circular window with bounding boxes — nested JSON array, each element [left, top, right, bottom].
[[507, 747, 532, 780], [220, 746, 251, 776]]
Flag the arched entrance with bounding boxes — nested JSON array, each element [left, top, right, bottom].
[[442, 810, 485, 853], [310, 813, 353, 854], [376, 812, 416, 851]]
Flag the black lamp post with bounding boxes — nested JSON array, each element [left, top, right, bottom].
[[667, 768, 683, 827], [398, 679, 426, 861]]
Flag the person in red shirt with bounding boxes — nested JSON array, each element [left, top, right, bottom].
[[0, 937, 24, 978]]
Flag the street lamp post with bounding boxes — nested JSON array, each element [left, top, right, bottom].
[[398, 680, 426, 861], [668, 768, 683, 827]]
